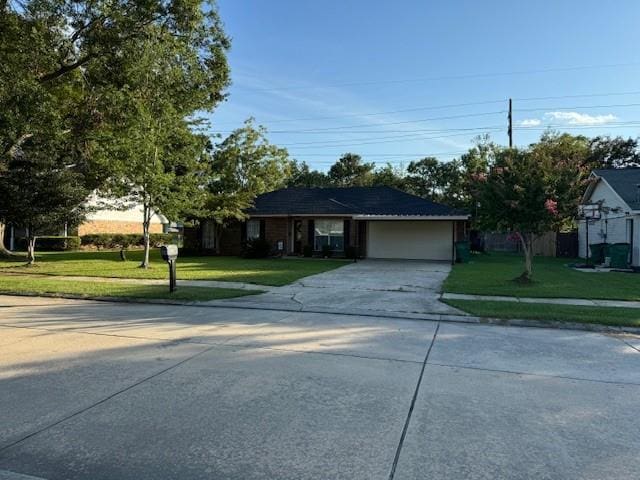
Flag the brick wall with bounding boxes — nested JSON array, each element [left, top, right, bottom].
[[265, 217, 289, 254], [78, 220, 163, 235], [219, 221, 243, 255]]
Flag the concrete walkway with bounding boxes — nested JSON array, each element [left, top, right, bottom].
[[442, 292, 640, 309]]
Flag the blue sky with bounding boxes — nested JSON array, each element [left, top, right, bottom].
[[211, 0, 640, 171]]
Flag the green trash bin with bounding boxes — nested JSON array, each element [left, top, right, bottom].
[[455, 241, 471, 263], [608, 243, 630, 269], [589, 243, 608, 264]]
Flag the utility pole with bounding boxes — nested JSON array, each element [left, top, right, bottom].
[[508, 98, 513, 148]]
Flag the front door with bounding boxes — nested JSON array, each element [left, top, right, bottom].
[[293, 220, 303, 254]]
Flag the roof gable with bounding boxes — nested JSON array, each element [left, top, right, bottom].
[[588, 168, 640, 211], [248, 186, 465, 217]]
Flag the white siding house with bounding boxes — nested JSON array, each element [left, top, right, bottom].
[[578, 169, 640, 266]]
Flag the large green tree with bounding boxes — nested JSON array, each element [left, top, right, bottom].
[[287, 161, 331, 188], [328, 153, 374, 187], [1, 0, 229, 259], [203, 120, 291, 251], [96, 16, 230, 267]]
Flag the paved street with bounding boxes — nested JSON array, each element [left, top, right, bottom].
[[1, 296, 639, 479]]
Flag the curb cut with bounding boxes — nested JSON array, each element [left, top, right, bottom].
[[2, 292, 640, 335]]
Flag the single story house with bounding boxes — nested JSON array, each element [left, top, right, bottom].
[[211, 186, 469, 261], [578, 168, 640, 266], [78, 194, 169, 236], [4, 194, 170, 249]]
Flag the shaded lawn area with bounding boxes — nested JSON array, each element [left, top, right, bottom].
[[444, 299, 640, 328], [444, 252, 640, 301], [0, 250, 349, 286], [0, 274, 259, 302]]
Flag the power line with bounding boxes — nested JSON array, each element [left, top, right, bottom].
[[517, 102, 640, 113], [236, 61, 640, 92], [209, 89, 640, 127], [277, 126, 503, 147]]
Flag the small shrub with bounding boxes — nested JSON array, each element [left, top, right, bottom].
[[244, 238, 271, 258], [303, 245, 313, 257], [80, 233, 180, 250], [321, 244, 332, 258], [16, 236, 80, 251]]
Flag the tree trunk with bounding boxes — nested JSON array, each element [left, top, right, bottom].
[[139, 203, 151, 269], [516, 232, 534, 282], [26, 236, 36, 265], [0, 222, 10, 256]]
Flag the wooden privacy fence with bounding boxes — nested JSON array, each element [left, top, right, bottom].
[[481, 231, 577, 258]]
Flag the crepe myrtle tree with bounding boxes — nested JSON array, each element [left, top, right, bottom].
[[475, 148, 559, 282], [0, 152, 90, 265]]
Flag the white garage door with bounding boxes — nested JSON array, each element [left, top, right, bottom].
[[367, 221, 453, 260]]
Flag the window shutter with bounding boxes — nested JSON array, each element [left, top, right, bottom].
[[240, 221, 247, 244], [308, 220, 315, 249], [260, 219, 266, 240], [343, 220, 351, 248]]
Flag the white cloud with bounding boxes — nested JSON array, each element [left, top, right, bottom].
[[519, 118, 542, 127], [544, 111, 617, 126]]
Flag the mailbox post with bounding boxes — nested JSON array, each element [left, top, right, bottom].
[[160, 245, 179, 293]]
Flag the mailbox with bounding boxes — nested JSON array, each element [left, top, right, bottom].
[[160, 244, 179, 293], [161, 244, 178, 262]]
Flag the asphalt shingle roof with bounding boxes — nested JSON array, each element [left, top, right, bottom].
[[248, 186, 464, 217], [593, 168, 640, 210]]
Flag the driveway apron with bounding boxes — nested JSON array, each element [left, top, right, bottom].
[[210, 259, 460, 316]]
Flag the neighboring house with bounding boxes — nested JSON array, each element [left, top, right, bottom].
[[578, 168, 640, 265], [4, 195, 169, 249], [78, 195, 169, 235], [208, 186, 469, 261]]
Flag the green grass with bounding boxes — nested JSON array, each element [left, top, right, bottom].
[[444, 252, 640, 301], [0, 250, 349, 286], [444, 299, 640, 328], [0, 274, 259, 302]]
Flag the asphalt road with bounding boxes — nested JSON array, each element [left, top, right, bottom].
[[1, 296, 639, 479]]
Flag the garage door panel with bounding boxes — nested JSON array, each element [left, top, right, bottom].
[[367, 221, 452, 260]]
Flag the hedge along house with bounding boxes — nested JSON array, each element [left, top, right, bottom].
[[210, 186, 469, 261], [578, 168, 640, 266]]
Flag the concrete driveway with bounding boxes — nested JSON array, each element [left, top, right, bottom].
[[1, 296, 639, 479], [213, 259, 459, 317]]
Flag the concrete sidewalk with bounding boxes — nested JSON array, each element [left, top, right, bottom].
[[2, 272, 269, 291], [442, 292, 640, 309]]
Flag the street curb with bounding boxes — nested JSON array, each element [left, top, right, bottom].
[[2, 292, 640, 335]]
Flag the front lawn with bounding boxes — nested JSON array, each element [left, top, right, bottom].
[[444, 299, 640, 328], [444, 253, 640, 301], [0, 274, 259, 302], [0, 250, 348, 286]]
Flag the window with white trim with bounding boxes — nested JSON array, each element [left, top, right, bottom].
[[247, 219, 261, 240], [314, 219, 344, 251]]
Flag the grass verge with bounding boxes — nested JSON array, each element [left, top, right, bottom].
[[444, 252, 640, 301], [0, 275, 261, 302], [0, 250, 349, 286], [445, 299, 640, 328]]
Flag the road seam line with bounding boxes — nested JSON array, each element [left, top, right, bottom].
[[426, 361, 640, 387], [0, 344, 216, 455], [388, 322, 440, 480]]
